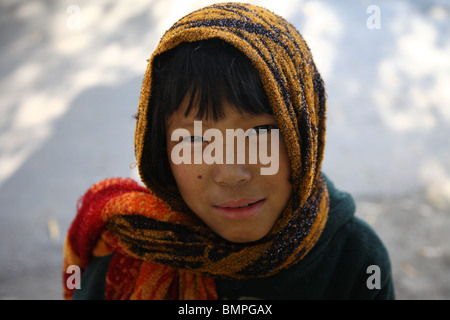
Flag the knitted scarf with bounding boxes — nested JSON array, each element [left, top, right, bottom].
[[63, 2, 329, 300]]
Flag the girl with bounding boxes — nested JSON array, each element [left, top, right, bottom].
[[63, 2, 394, 300]]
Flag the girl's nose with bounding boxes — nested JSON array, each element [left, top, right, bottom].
[[212, 164, 252, 187]]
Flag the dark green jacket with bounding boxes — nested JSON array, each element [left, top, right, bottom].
[[73, 176, 395, 300]]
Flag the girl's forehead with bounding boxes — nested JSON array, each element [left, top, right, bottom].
[[167, 108, 277, 132]]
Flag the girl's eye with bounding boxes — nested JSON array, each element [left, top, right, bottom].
[[182, 136, 206, 143], [250, 124, 278, 135]]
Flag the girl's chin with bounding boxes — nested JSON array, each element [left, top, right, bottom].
[[215, 228, 269, 244]]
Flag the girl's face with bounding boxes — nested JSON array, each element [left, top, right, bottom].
[[166, 98, 292, 243]]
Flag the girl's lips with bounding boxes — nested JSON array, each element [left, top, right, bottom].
[[214, 199, 266, 220], [215, 198, 262, 208]]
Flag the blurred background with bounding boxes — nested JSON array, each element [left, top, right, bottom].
[[0, 0, 449, 299]]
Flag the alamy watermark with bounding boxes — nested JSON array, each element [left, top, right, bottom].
[[65, 263, 382, 292], [170, 121, 280, 175], [366, 265, 381, 290], [66, 5, 81, 30], [366, 5, 381, 30], [66, 265, 81, 290]]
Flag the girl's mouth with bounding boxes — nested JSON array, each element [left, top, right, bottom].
[[214, 199, 266, 219]]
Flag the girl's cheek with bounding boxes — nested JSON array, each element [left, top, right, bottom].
[[171, 163, 205, 188]]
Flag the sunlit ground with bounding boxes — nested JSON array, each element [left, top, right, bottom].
[[0, 0, 449, 299]]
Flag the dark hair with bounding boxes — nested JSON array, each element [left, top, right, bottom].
[[140, 38, 272, 189]]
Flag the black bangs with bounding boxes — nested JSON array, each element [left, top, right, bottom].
[[151, 38, 272, 122]]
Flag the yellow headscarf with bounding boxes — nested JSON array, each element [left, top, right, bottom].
[[134, 2, 329, 273]]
